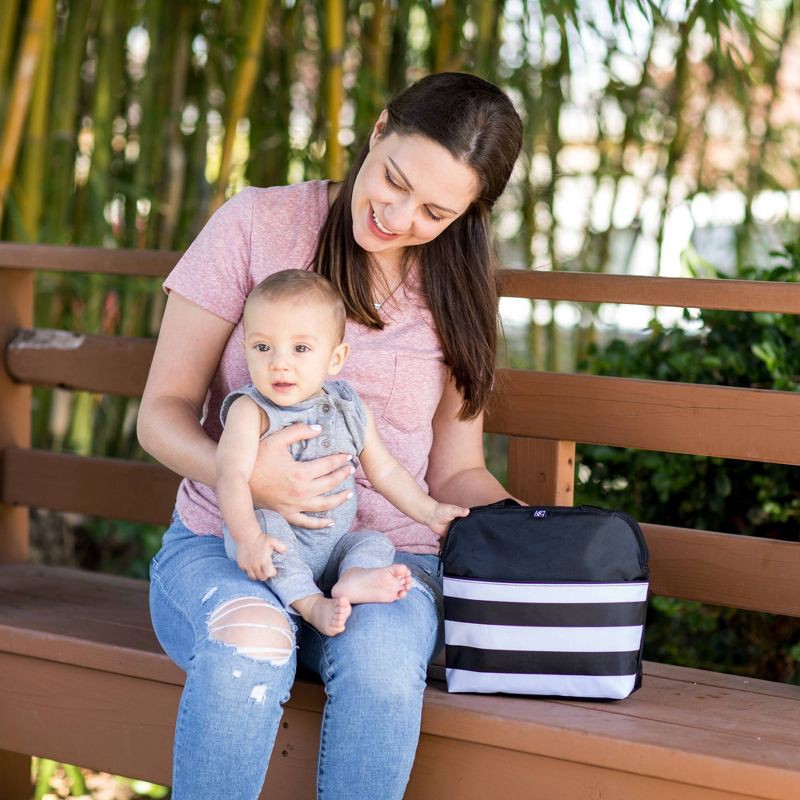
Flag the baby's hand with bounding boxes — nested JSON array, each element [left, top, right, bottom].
[[237, 533, 287, 582], [426, 503, 469, 537]]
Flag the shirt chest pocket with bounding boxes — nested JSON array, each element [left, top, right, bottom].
[[382, 354, 447, 433]]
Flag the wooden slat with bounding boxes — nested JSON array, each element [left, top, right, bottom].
[[643, 523, 800, 616], [487, 370, 800, 465], [1, 448, 179, 525], [0, 243, 178, 277], [0, 564, 181, 683], [15, 339, 798, 468], [5, 452, 798, 616], [2, 243, 798, 314], [499, 270, 800, 314], [507, 437, 575, 506], [6, 328, 155, 396], [407, 739, 768, 800]]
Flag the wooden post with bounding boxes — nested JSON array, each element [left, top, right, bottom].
[[0, 750, 32, 799], [0, 269, 33, 800], [507, 436, 575, 507], [0, 269, 32, 562]]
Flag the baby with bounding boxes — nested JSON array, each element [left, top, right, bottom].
[[217, 269, 468, 636]]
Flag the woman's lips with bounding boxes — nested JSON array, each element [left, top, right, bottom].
[[368, 204, 398, 240]]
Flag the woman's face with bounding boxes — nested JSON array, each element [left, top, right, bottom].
[[351, 115, 479, 272]]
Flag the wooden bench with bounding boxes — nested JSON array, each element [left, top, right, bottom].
[[1, 242, 800, 800]]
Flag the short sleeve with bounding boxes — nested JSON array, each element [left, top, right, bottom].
[[163, 188, 256, 324]]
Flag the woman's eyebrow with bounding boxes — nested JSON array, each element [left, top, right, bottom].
[[388, 157, 458, 214]]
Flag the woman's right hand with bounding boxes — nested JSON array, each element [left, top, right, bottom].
[[250, 424, 356, 528]]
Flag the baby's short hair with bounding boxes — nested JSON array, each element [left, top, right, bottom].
[[246, 269, 346, 342]]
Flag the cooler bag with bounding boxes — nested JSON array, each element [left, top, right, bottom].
[[442, 500, 649, 700]]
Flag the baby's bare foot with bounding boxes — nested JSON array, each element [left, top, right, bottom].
[[331, 565, 412, 604], [297, 595, 351, 636]]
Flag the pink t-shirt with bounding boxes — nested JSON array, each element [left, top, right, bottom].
[[164, 181, 447, 554]]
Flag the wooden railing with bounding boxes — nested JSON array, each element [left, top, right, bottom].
[[2, 243, 799, 620]]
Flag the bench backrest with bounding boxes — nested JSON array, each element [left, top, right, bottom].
[[1, 244, 799, 621]]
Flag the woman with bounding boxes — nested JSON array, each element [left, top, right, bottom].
[[138, 71, 523, 799]]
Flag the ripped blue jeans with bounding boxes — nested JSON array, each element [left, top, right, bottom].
[[148, 512, 443, 800]]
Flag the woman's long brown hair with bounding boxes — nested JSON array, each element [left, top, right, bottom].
[[310, 73, 523, 420]]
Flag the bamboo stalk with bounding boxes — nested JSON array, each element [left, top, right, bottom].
[[248, 0, 298, 188], [744, 3, 794, 229], [475, 0, 501, 81], [176, 61, 211, 247], [0, 0, 22, 119], [387, 0, 412, 95], [653, 4, 701, 277], [126, 0, 164, 248], [325, 0, 345, 181], [434, 0, 456, 73], [86, 0, 122, 245], [210, 0, 271, 213], [368, 0, 388, 99], [13, 0, 56, 242], [355, 0, 391, 138], [0, 0, 51, 228], [158, 2, 192, 248], [46, 0, 91, 244]]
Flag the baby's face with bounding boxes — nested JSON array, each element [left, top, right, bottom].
[[243, 296, 347, 407]]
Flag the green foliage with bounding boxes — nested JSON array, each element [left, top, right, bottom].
[[576, 239, 800, 682], [75, 518, 166, 580]]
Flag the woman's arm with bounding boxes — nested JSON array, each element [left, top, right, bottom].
[[137, 291, 353, 527], [137, 292, 230, 485], [359, 406, 468, 534], [425, 376, 512, 507]]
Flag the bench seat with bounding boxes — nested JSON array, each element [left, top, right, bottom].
[[1, 563, 798, 800]]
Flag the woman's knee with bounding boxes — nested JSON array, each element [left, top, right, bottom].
[[331, 631, 428, 704], [207, 596, 295, 665]]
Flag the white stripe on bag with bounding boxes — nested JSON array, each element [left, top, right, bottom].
[[445, 668, 637, 700], [443, 578, 648, 605], [444, 620, 644, 653]]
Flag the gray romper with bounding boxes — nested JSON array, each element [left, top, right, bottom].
[[219, 379, 395, 609]]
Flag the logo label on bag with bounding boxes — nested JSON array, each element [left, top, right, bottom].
[[533, 509, 548, 518]]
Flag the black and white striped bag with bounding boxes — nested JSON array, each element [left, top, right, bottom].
[[442, 500, 649, 700]]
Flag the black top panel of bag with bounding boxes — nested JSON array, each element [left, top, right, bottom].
[[443, 500, 649, 584]]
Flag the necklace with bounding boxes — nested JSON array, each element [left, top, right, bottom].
[[373, 275, 404, 310]]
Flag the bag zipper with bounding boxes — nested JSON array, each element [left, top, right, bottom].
[[442, 504, 649, 579]]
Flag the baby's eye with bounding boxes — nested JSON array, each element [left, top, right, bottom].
[[295, 344, 310, 353], [255, 344, 269, 352]]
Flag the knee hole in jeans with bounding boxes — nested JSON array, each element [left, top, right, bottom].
[[207, 597, 294, 665]]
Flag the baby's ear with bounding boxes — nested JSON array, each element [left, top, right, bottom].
[[328, 342, 349, 375]]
